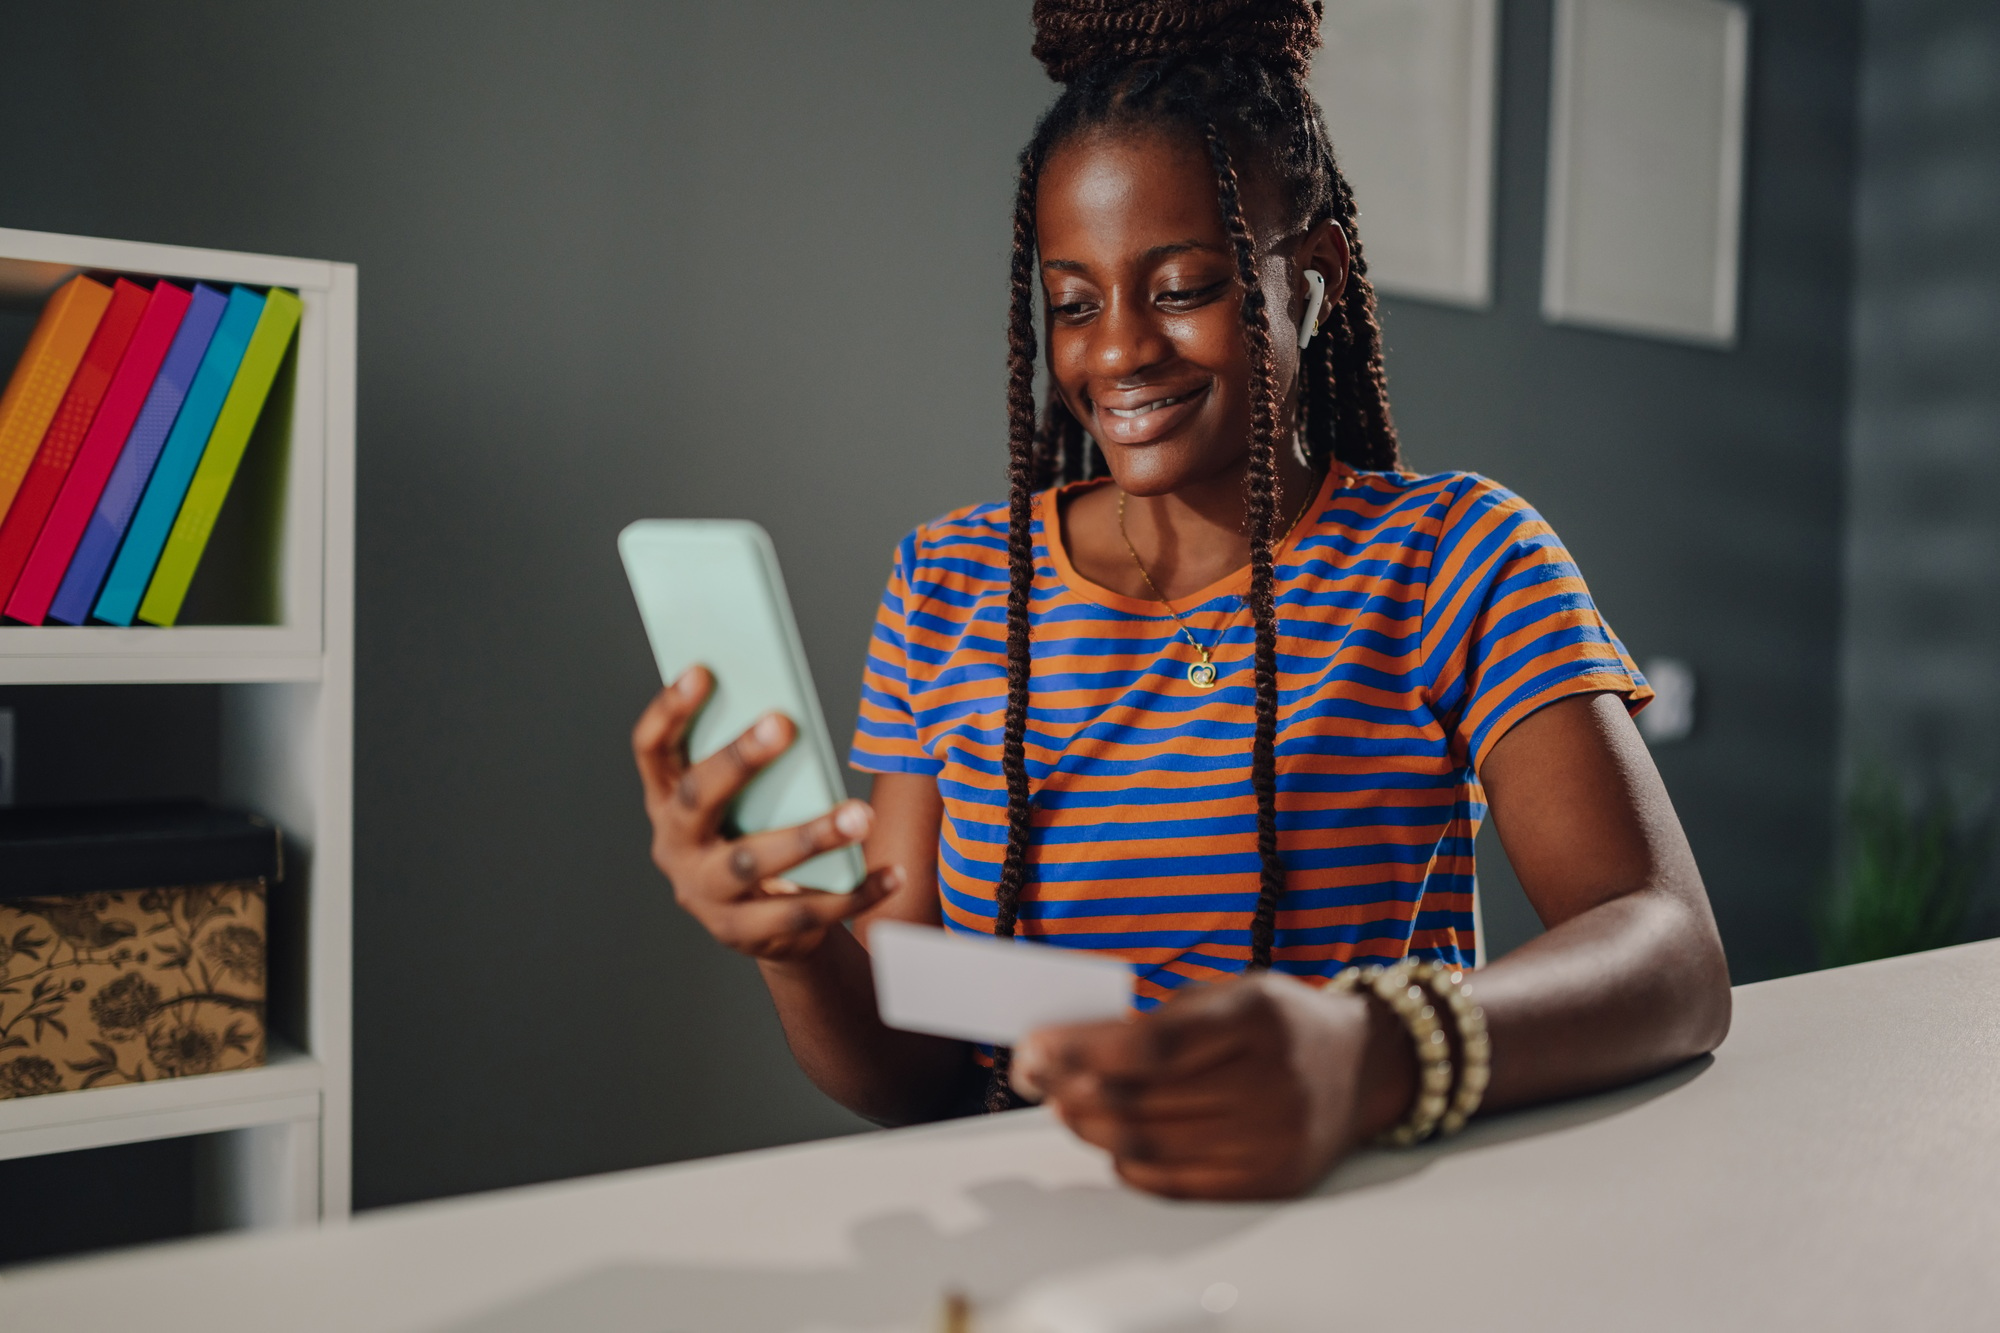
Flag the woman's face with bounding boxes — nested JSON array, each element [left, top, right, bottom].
[[1036, 126, 1341, 498]]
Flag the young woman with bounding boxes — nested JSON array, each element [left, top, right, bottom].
[[634, 0, 1730, 1200]]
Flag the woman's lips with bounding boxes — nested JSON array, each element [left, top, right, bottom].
[[1090, 385, 1207, 445]]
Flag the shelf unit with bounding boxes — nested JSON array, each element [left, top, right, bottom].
[[0, 227, 354, 1228]]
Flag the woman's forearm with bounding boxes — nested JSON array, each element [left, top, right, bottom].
[[1469, 886, 1731, 1114], [1469, 691, 1733, 1115], [758, 924, 978, 1125]]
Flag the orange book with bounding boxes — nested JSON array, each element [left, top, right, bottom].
[[0, 278, 151, 607], [0, 276, 113, 525]]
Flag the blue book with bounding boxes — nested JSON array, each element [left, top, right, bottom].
[[49, 284, 229, 625], [93, 285, 264, 627]]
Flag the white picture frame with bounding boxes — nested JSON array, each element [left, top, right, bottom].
[[1311, 0, 1499, 309], [1542, 0, 1751, 346]]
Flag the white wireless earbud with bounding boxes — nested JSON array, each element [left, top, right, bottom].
[[1298, 269, 1327, 350]]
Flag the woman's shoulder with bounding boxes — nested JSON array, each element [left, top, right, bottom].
[[1346, 467, 1520, 507], [1311, 470, 1566, 594], [888, 499, 1012, 582], [903, 498, 1008, 549], [1337, 468, 1549, 538]]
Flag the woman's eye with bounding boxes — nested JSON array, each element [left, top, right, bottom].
[[1157, 279, 1229, 309], [1052, 299, 1098, 322]]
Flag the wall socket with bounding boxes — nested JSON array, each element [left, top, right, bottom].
[[0, 707, 13, 806]]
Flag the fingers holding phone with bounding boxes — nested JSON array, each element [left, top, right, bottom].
[[633, 666, 888, 960]]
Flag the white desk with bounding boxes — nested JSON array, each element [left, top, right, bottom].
[[6, 940, 1999, 1332]]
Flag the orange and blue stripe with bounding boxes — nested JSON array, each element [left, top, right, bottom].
[[852, 469, 1650, 1007]]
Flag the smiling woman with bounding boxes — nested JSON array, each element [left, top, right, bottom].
[[633, 0, 1733, 1200]]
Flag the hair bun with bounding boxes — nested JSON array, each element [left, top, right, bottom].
[[1030, 0, 1322, 85]]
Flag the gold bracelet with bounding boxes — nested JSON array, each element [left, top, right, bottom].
[[1331, 961, 1452, 1146], [1413, 962, 1490, 1136]]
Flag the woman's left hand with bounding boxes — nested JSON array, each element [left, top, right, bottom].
[[1011, 974, 1415, 1199]]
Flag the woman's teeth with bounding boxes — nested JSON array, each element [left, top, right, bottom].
[[1103, 393, 1190, 419]]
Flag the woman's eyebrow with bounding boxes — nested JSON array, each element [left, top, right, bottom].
[[1139, 239, 1217, 261], [1042, 239, 1222, 273]]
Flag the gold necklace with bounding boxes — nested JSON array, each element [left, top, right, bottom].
[[1117, 470, 1324, 690]]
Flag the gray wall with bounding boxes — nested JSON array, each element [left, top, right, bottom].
[[0, 0, 1048, 1213], [1838, 0, 2000, 914], [0, 0, 1860, 1237], [1401, 0, 1862, 970]]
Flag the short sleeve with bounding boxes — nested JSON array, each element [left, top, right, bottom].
[[1420, 479, 1652, 770], [849, 532, 943, 775]]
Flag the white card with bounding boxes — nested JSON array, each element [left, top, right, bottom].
[[869, 921, 1133, 1045]]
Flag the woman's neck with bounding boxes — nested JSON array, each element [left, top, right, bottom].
[[1060, 435, 1322, 603]]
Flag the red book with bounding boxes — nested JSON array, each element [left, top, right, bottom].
[[0, 278, 151, 610], [7, 282, 192, 624]]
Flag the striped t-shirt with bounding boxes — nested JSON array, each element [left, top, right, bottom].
[[850, 468, 1649, 1006]]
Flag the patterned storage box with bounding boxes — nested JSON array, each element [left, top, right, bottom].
[[0, 803, 280, 1101]]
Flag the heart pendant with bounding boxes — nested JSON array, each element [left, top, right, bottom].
[[1187, 660, 1218, 689]]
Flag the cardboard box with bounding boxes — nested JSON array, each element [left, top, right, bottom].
[[0, 882, 267, 1098], [0, 803, 279, 1101]]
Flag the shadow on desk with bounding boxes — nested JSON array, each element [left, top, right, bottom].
[[437, 1170, 1274, 1333], [438, 1057, 1711, 1333], [1320, 1054, 1714, 1197]]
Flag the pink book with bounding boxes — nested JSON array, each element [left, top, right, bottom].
[[6, 282, 192, 624]]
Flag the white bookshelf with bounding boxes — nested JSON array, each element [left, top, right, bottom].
[[0, 227, 354, 1229]]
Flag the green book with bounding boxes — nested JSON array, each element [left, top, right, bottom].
[[136, 288, 301, 627]]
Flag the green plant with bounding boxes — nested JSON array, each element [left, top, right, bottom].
[[1821, 771, 1984, 967]]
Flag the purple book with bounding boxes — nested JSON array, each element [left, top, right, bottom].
[[48, 283, 228, 625]]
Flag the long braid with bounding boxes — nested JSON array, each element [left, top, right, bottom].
[[1318, 145, 1399, 471], [988, 147, 1046, 1111], [1199, 120, 1288, 969], [1301, 292, 1339, 467]]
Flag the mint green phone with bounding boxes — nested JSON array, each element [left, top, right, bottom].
[[619, 520, 865, 893]]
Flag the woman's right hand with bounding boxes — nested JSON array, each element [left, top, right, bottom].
[[632, 665, 901, 961]]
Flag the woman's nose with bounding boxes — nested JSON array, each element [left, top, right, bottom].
[[1089, 290, 1173, 379]]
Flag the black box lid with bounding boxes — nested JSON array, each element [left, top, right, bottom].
[[0, 801, 283, 900]]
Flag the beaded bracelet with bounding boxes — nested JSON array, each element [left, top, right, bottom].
[[1331, 961, 1453, 1146], [1413, 962, 1490, 1136]]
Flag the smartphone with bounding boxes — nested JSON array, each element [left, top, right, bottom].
[[619, 519, 865, 893]]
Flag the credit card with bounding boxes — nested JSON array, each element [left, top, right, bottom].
[[869, 921, 1133, 1045]]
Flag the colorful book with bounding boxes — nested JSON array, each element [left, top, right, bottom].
[[139, 288, 301, 627], [94, 286, 265, 627], [0, 276, 113, 526], [7, 283, 194, 624], [50, 284, 229, 625], [0, 279, 151, 609]]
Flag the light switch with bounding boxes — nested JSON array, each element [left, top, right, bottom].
[[1637, 658, 1696, 744]]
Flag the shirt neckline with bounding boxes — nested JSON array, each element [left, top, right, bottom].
[[1039, 463, 1348, 617]]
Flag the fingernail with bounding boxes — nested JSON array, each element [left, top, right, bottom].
[[754, 714, 786, 747], [673, 667, 698, 695], [835, 802, 871, 839], [883, 864, 906, 892]]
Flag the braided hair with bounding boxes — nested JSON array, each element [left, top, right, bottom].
[[988, 0, 1400, 1109]]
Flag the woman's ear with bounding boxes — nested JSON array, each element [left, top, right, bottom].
[[1302, 220, 1352, 312]]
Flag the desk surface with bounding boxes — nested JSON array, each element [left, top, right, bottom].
[[6, 940, 1999, 1332]]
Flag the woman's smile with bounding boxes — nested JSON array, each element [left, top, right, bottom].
[[1089, 381, 1210, 445]]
